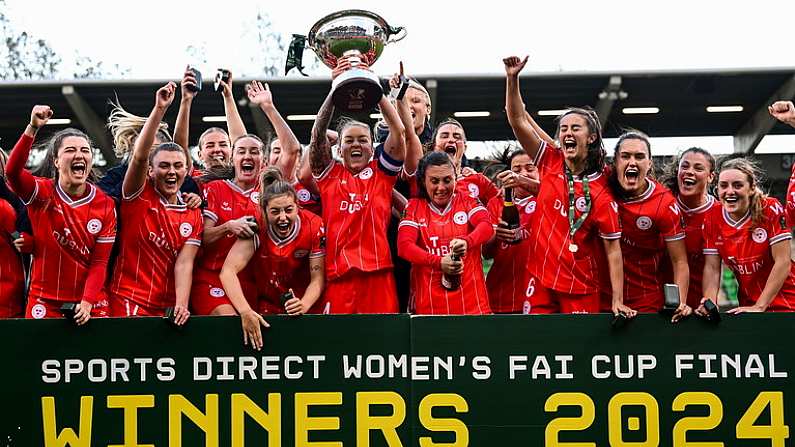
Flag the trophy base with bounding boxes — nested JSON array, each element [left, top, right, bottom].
[[331, 68, 383, 113]]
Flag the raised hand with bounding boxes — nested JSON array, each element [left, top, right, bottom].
[[503, 55, 529, 78], [769, 101, 795, 127], [180, 65, 198, 101], [30, 105, 53, 129], [155, 82, 177, 110], [331, 55, 370, 80], [246, 80, 274, 109], [218, 69, 234, 98]]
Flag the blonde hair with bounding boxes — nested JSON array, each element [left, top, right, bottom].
[[719, 157, 768, 225], [107, 100, 171, 158]]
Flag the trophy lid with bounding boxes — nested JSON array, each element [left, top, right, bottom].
[[307, 9, 404, 69]]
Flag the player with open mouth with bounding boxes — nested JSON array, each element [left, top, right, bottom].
[[220, 168, 326, 350], [700, 157, 795, 313], [605, 131, 691, 321], [503, 54, 633, 316], [5, 105, 117, 324]]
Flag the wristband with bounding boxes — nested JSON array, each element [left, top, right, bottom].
[[395, 75, 409, 101]]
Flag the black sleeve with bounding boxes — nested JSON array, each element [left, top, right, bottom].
[[0, 178, 30, 233], [96, 164, 127, 201]]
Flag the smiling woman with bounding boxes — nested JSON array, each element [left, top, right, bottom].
[[4, 105, 117, 324]]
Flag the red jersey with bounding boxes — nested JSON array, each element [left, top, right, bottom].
[[703, 197, 795, 311], [250, 208, 325, 313], [110, 182, 203, 310], [786, 162, 795, 225], [616, 180, 685, 311], [196, 180, 260, 279], [486, 194, 548, 313], [678, 195, 720, 308], [398, 194, 492, 315], [295, 181, 322, 216], [0, 199, 24, 317], [528, 142, 622, 294], [25, 180, 116, 303], [314, 149, 401, 280]]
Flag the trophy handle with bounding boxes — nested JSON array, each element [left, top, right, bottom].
[[387, 26, 407, 43]]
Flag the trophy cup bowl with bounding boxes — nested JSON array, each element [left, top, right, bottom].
[[307, 10, 406, 112]]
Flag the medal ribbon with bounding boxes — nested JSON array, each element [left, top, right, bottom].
[[566, 167, 591, 244]]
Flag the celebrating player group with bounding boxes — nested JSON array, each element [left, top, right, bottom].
[[2, 57, 795, 348]]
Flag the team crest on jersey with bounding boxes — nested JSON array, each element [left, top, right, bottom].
[[86, 218, 103, 235], [467, 183, 480, 198], [358, 167, 374, 180], [294, 249, 309, 258], [250, 192, 260, 204], [209, 287, 225, 298], [453, 211, 468, 225], [752, 228, 767, 243], [31, 303, 46, 319], [297, 189, 311, 203], [179, 223, 193, 237], [635, 216, 653, 230], [525, 202, 536, 214], [575, 197, 588, 213]]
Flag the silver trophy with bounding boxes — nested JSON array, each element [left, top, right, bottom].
[[286, 10, 406, 112]]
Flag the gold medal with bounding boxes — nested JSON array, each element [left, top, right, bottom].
[[568, 243, 578, 253]]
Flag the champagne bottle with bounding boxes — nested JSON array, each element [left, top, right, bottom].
[[500, 187, 521, 244], [441, 253, 461, 291]]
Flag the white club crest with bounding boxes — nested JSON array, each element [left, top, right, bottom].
[[575, 197, 588, 213], [525, 202, 536, 214], [31, 303, 46, 319], [297, 189, 312, 203], [358, 167, 374, 180], [636, 216, 653, 231], [210, 287, 225, 298], [180, 223, 193, 237], [467, 183, 480, 198], [250, 192, 260, 204], [752, 228, 767, 244], [86, 218, 102, 235], [453, 211, 468, 225]]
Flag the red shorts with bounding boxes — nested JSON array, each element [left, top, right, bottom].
[[109, 296, 164, 317], [549, 290, 600, 314], [190, 276, 257, 316], [527, 275, 556, 314], [26, 296, 109, 319], [322, 269, 398, 314]]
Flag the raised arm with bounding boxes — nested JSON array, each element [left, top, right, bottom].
[[247, 81, 301, 178], [379, 95, 406, 162], [308, 92, 335, 176], [769, 100, 795, 128], [220, 70, 247, 143], [174, 66, 197, 172], [6, 105, 52, 201], [122, 82, 176, 199], [503, 56, 542, 159]]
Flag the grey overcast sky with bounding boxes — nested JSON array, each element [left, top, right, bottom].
[[5, 0, 795, 78]]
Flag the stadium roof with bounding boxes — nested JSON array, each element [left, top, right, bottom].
[[1, 67, 794, 165]]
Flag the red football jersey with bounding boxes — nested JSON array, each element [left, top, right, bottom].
[[399, 194, 492, 315], [528, 142, 621, 294], [250, 208, 325, 314], [0, 199, 24, 317], [110, 181, 203, 310], [25, 180, 116, 303], [678, 195, 720, 308], [295, 181, 322, 216], [616, 180, 685, 311], [196, 180, 260, 279], [786, 162, 795, 225], [314, 150, 400, 280], [486, 194, 549, 313], [703, 197, 795, 311]]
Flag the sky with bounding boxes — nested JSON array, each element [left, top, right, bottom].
[[4, 0, 795, 155]]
